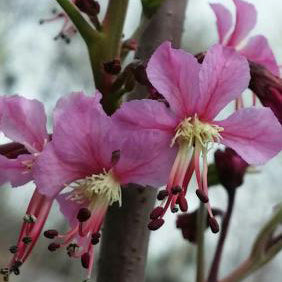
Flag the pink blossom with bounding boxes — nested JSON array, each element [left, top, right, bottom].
[[0, 95, 53, 274], [210, 0, 279, 76], [33, 92, 173, 279], [113, 42, 282, 231]]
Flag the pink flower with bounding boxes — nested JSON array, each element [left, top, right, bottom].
[[33, 92, 173, 279], [0, 96, 53, 274], [113, 42, 282, 232], [210, 0, 279, 76]]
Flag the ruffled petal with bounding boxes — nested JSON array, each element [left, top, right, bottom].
[[216, 107, 282, 165], [56, 192, 87, 227], [113, 99, 178, 133], [0, 154, 33, 187], [240, 35, 279, 76], [210, 3, 233, 44], [1, 95, 48, 153], [113, 131, 176, 187], [52, 92, 113, 172], [147, 41, 201, 118], [33, 143, 87, 197], [198, 44, 250, 121], [227, 0, 257, 47]]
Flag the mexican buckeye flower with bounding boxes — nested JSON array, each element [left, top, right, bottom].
[[113, 42, 282, 232], [0, 96, 52, 276], [210, 0, 279, 109], [33, 92, 173, 279]]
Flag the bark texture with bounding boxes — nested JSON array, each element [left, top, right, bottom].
[[97, 1, 188, 281]]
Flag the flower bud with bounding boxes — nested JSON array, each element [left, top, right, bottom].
[[214, 148, 248, 191], [75, 0, 100, 16], [249, 62, 282, 124]]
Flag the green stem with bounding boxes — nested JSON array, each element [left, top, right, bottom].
[[54, 0, 99, 43], [102, 0, 129, 59], [219, 258, 254, 282], [196, 203, 207, 282]]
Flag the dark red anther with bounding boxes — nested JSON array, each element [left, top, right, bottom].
[[77, 208, 91, 222], [157, 189, 169, 200], [92, 232, 101, 240], [9, 245, 18, 254], [196, 189, 209, 203], [22, 236, 32, 245], [81, 252, 90, 269], [150, 206, 164, 220], [148, 218, 165, 231], [178, 196, 188, 212], [208, 217, 220, 233], [104, 59, 121, 75], [48, 243, 60, 252], [171, 207, 179, 213], [44, 229, 59, 239], [172, 186, 182, 195], [91, 237, 100, 245]]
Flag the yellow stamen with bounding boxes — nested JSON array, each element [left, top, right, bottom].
[[171, 115, 223, 150], [72, 169, 122, 207]]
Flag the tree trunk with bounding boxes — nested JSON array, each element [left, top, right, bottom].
[[97, 1, 189, 281]]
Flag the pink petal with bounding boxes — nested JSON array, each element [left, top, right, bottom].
[[113, 99, 178, 133], [198, 44, 250, 121], [147, 41, 201, 118], [1, 95, 48, 153], [113, 131, 176, 187], [33, 143, 87, 197], [227, 0, 257, 47], [240, 35, 279, 76], [216, 107, 282, 165], [0, 154, 33, 187], [52, 92, 113, 172], [56, 192, 88, 227], [210, 3, 233, 44]]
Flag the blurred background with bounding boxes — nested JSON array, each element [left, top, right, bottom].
[[0, 0, 282, 281]]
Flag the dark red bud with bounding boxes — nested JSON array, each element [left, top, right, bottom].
[[196, 189, 209, 203], [150, 206, 164, 220], [148, 218, 165, 231], [208, 217, 220, 233], [81, 252, 90, 269], [104, 59, 121, 75], [77, 208, 91, 222], [178, 196, 188, 212], [48, 243, 60, 252], [44, 229, 59, 239], [215, 148, 248, 191], [157, 189, 169, 200], [75, 0, 100, 15]]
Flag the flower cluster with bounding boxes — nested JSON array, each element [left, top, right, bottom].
[[0, 41, 282, 280]]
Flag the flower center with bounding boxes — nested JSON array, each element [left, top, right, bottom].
[[72, 169, 122, 207], [171, 115, 223, 149]]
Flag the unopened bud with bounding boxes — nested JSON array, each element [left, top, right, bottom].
[[104, 59, 121, 75]]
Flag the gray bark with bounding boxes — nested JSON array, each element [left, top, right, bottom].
[[97, 1, 189, 281]]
